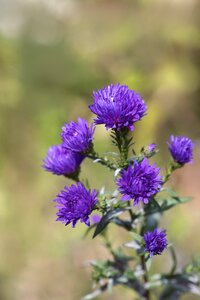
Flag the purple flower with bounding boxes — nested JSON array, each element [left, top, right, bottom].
[[54, 183, 98, 227], [148, 143, 156, 153], [92, 214, 101, 224], [61, 117, 95, 153], [144, 228, 167, 257], [143, 143, 156, 157], [42, 144, 84, 176], [117, 158, 163, 205], [89, 83, 147, 131], [168, 135, 194, 164]]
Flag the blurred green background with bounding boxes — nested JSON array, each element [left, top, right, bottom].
[[0, 0, 199, 299]]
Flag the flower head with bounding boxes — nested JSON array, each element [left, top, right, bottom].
[[54, 183, 98, 227], [89, 83, 147, 131], [144, 228, 167, 257], [61, 117, 95, 153], [42, 144, 83, 176], [168, 135, 194, 164], [117, 158, 162, 205]]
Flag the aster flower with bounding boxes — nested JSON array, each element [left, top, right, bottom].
[[144, 228, 167, 257], [89, 83, 147, 131], [168, 135, 194, 164], [54, 183, 98, 227], [61, 117, 95, 153], [117, 158, 163, 205], [42, 144, 84, 176]]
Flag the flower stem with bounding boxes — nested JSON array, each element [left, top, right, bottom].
[[65, 167, 81, 182], [128, 200, 135, 223], [86, 150, 116, 171], [115, 129, 128, 164], [169, 246, 177, 275], [141, 255, 150, 300], [102, 230, 116, 257], [163, 161, 182, 183]]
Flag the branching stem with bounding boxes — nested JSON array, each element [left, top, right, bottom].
[[163, 162, 182, 183], [87, 151, 116, 171]]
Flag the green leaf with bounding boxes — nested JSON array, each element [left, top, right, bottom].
[[104, 152, 119, 157], [145, 279, 162, 289], [144, 214, 160, 232], [129, 231, 143, 243], [83, 224, 96, 238], [93, 208, 125, 238], [151, 198, 162, 209], [111, 218, 132, 231], [143, 196, 192, 217], [124, 240, 141, 250], [83, 288, 103, 300], [107, 278, 114, 294], [161, 187, 178, 196], [160, 274, 200, 299], [184, 256, 200, 274], [160, 196, 191, 211], [146, 257, 152, 272]]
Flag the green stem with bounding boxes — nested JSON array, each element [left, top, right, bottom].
[[86, 151, 116, 171], [65, 167, 81, 182], [128, 201, 135, 223], [102, 230, 116, 257], [141, 255, 150, 300], [163, 162, 182, 183], [113, 128, 129, 167], [169, 246, 177, 275]]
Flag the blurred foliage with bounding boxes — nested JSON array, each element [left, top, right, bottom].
[[0, 0, 199, 299]]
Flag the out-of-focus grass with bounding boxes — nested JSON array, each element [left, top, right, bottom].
[[0, 0, 199, 299]]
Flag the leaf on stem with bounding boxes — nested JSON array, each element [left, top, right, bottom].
[[129, 231, 143, 243], [93, 208, 126, 238]]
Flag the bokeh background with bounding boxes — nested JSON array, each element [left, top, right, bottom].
[[0, 0, 200, 299]]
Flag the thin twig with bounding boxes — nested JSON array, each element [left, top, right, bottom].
[[141, 255, 151, 300]]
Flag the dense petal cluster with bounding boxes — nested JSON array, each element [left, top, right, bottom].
[[61, 117, 95, 153], [168, 135, 194, 164], [54, 183, 98, 227], [43, 144, 83, 175], [117, 158, 163, 205], [144, 228, 167, 257], [89, 84, 147, 130]]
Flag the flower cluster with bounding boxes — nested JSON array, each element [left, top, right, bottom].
[[144, 228, 168, 257], [117, 158, 163, 205], [89, 84, 147, 131], [168, 135, 194, 164], [43, 82, 194, 268], [43, 116, 96, 227]]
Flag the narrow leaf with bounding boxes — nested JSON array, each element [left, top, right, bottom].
[[93, 208, 125, 238], [124, 240, 141, 250], [83, 289, 103, 300], [129, 231, 143, 243]]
